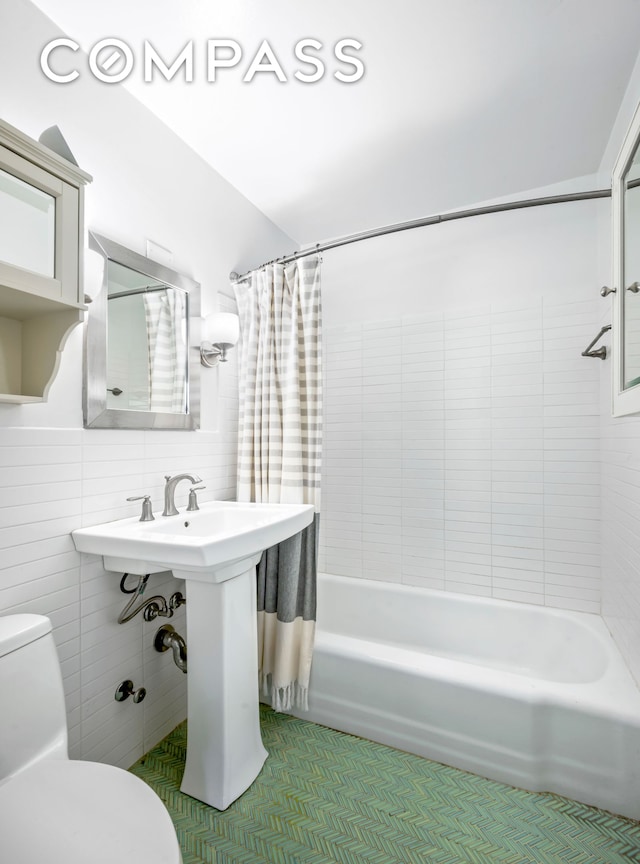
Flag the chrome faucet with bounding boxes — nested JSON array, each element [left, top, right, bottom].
[[163, 473, 202, 516]]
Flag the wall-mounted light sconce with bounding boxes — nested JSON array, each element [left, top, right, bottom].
[[200, 312, 240, 367]]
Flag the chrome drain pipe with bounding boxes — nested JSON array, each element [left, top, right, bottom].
[[154, 624, 187, 673]]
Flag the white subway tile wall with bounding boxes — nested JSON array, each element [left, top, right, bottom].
[[0, 297, 239, 768], [320, 297, 601, 613], [601, 335, 640, 686]]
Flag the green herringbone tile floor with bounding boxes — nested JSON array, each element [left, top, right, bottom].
[[130, 705, 640, 864]]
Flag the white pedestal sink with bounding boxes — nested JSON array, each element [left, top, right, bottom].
[[72, 501, 314, 809], [176, 557, 267, 810]]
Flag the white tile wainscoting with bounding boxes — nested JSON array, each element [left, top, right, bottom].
[[601, 365, 640, 688], [320, 297, 601, 614], [0, 356, 239, 769]]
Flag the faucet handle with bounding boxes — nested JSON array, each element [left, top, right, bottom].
[[186, 486, 205, 512], [127, 495, 155, 522]]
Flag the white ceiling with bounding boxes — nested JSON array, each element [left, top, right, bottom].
[[30, 0, 640, 246]]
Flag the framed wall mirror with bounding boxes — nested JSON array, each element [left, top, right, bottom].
[[613, 102, 640, 416], [84, 231, 201, 429]]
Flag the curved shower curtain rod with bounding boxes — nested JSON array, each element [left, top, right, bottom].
[[230, 187, 611, 284]]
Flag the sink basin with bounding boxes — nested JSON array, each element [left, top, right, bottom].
[[72, 500, 315, 578]]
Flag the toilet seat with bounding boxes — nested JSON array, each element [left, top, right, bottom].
[[0, 759, 182, 864]]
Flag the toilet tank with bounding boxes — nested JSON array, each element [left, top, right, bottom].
[[0, 614, 68, 781]]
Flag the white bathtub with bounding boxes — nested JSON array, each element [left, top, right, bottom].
[[295, 573, 640, 820]]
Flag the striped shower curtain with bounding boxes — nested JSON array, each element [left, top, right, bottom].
[[143, 289, 188, 413], [234, 256, 322, 711]]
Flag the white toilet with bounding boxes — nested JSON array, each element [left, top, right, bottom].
[[0, 614, 183, 864]]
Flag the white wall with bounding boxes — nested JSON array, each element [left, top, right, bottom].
[[319, 198, 602, 613], [0, 0, 293, 768], [598, 50, 640, 686]]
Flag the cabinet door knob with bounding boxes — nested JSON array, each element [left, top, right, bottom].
[[627, 282, 640, 293], [600, 285, 616, 296]]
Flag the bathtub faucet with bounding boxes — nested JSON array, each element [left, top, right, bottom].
[[163, 472, 202, 516]]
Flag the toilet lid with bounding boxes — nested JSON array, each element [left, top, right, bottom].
[[0, 759, 182, 864]]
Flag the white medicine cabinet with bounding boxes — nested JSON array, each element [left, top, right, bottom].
[[0, 118, 91, 403], [612, 102, 640, 415]]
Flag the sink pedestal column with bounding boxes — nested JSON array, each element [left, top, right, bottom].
[[174, 553, 267, 810]]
